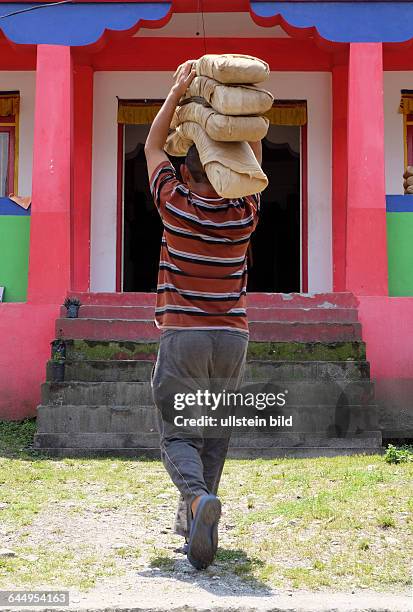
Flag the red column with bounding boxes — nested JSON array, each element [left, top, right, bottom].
[[28, 45, 73, 303], [72, 65, 93, 292], [332, 64, 348, 292], [345, 43, 388, 296]]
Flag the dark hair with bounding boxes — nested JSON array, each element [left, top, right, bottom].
[[185, 144, 210, 184]]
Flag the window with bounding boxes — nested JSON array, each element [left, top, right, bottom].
[[0, 123, 15, 197], [404, 114, 413, 168], [0, 93, 19, 197]]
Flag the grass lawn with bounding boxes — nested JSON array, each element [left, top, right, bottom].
[[0, 420, 411, 593]]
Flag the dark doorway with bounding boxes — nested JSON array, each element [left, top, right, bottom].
[[122, 123, 301, 292], [248, 125, 301, 293]]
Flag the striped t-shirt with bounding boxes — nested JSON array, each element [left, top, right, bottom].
[[150, 161, 260, 332]]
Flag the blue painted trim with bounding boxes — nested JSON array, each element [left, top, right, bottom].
[[0, 197, 31, 216], [1, 2, 413, 45], [251, 2, 413, 43], [0, 3, 171, 46], [386, 195, 413, 212]]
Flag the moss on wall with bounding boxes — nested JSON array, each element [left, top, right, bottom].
[[65, 339, 366, 362]]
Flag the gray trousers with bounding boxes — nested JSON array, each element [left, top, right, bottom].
[[151, 328, 248, 538]]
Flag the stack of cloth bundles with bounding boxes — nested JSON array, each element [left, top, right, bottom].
[[403, 166, 413, 194], [165, 54, 274, 198]]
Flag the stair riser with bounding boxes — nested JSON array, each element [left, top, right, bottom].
[[41, 382, 152, 407], [228, 448, 383, 458], [37, 405, 157, 434], [247, 361, 370, 382], [33, 431, 381, 451], [64, 340, 367, 362], [250, 322, 361, 342], [56, 319, 362, 343], [60, 305, 359, 323], [249, 308, 358, 322], [52, 360, 370, 383], [36, 404, 379, 435], [30, 447, 383, 458], [68, 292, 359, 308], [41, 381, 375, 408], [47, 360, 154, 383], [60, 306, 155, 319]]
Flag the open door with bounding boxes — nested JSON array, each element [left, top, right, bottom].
[[117, 100, 308, 293]]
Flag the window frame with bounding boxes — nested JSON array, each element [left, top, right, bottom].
[[0, 122, 15, 196], [403, 113, 413, 169], [0, 111, 18, 196]]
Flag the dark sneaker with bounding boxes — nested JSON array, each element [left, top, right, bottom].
[[187, 494, 221, 570], [174, 541, 189, 555]]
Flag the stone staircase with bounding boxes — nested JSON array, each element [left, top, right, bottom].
[[33, 292, 382, 457]]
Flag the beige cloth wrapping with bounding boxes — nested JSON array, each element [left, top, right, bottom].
[[195, 54, 270, 84], [165, 130, 193, 157], [165, 122, 268, 199], [172, 102, 269, 142], [183, 76, 274, 116], [404, 166, 413, 194]]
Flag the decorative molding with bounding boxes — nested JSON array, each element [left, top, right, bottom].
[[0, 3, 171, 46]]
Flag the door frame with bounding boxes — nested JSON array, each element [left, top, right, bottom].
[[301, 123, 308, 292], [116, 123, 125, 292], [116, 110, 309, 293]]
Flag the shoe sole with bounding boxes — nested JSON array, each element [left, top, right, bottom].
[[187, 495, 221, 570]]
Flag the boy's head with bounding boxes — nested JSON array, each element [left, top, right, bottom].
[[181, 144, 212, 190]]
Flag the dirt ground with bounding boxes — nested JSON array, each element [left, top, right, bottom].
[[1, 494, 411, 612]]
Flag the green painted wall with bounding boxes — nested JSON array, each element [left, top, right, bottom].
[[387, 212, 413, 297], [0, 216, 30, 302]]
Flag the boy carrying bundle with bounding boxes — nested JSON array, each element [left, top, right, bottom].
[[144, 56, 270, 570]]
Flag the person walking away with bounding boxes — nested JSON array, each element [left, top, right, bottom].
[[144, 61, 262, 570]]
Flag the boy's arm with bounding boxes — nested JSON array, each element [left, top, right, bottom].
[[144, 61, 196, 180]]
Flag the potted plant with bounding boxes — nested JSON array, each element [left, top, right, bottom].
[[50, 336, 66, 382], [64, 297, 81, 318]]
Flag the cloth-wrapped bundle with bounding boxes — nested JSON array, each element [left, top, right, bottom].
[[165, 121, 268, 199], [183, 76, 274, 116], [166, 54, 272, 198], [195, 53, 270, 84], [172, 102, 269, 142], [403, 166, 413, 194]]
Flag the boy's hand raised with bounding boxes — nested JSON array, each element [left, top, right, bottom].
[[172, 60, 197, 99]]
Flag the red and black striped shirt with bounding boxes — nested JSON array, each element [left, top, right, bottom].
[[150, 161, 260, 332]]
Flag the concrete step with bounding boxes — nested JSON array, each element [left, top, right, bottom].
[[36, 403, 380, 435], [60, 304, 359, 323], [246, 360, 370, 381], [249, 321, 362, 342], [37, 404, 158, 433], [230, 431, 382, 448], [40, 378, 376, 407], [227, 444, 384, 460], [64, 339, 159, 362], [61, 305, 155, 320], [56, 318, 362, 343], [41, 381, 152, 407], [63, 339, 367, 362], [29, 446, 384, 458], [248, 307, 358, 322], [68, 291, 359, 309], [49, 359, 370, 383], [32, 431, 382, 455], [48, 359, 154, 382]]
